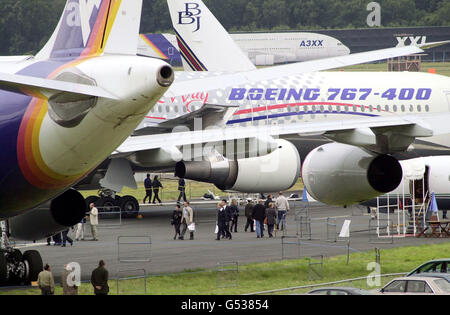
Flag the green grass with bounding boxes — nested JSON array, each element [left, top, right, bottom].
[[3, 242, 448, 295]]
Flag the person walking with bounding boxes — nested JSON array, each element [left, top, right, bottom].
[[143, 174, 153, 204], [62, 264, 78, 295], [88, 203, 99, 241], [171, 205, 183, 240], [180, 201, 194, 240], [61, 228, 74, 247], [222, 199, 232, 240], [266, 203, 277, 238], [216, 201, 227, 240], [75, 216, 86, 241], [244, 199, 254, 232], [152, 175, 163, 204], [37, 264, 55, 295], [229, 199, 239, 233], [264, 194, 273, 209], [252, 199, 266, 238], [275, 192, 290, 231], [91, 260, 109, 296], [177, 178, 187, 204]]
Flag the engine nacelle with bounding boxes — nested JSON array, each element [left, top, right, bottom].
[[302, 143, 403, 206], [175, 139, 301, 193], [8, 189, 87, 241]]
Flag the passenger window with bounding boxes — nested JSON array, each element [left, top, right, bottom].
[[383, 280, 406, 293], [407, 280, 430, 293]]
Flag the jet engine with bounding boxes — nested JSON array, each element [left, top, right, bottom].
[[302, 143, 403, 206], [8, 189, 87, 241], [175, 139, 301, 193]]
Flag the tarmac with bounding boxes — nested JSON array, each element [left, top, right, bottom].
[[11, 200, 450, 283]]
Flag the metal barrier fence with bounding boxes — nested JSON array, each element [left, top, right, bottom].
[[244, 272, 408, 295], [307, 255, 323, 281], [116, 269, 147, 295], [96, 206, 122, 229], [216, 262, 239, 289]]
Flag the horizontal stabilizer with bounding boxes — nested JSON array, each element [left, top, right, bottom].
[[0, 71, 118, 100]]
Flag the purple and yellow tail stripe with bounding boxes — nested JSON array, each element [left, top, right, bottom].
[[175, 30, 207, 71], [140, 34, 169, 59], [17, 0, 123, 190]]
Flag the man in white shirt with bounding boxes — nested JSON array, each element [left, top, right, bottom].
[[88, 203, 99, 241], [275, 192, 290, 231]]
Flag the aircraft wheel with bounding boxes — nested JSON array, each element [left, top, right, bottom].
[[0, 252, 7, 285], [22, 250, 43, 284], [85, 195, 100, 208], [119, 196, 139, 218]]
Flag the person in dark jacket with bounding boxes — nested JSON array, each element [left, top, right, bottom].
[[91, 260, 109, 295], [61, 228, 73, 247], [177, 178, 187, 203], [252, 199, 266, 238], [264, 194, 273, 208], [222, 199, 232, 240], [171, 205, 183, 240], [266, 203, 277, 238], [244, 199, 254, 232], [143, 174, 152, 204], [152, 175, 163, 204], [216, 201, 228, 240], [229, 199, 239, 233]]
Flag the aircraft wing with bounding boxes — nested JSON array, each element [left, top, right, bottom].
[[114, 112, 450, 156], [0, 71, 118, 100], [135, 103, 239, 135], [167, 45, 424, 96]]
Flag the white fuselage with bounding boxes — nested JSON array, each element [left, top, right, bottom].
[[232, 33, 350, 65], [143, 71, 450, 149], [138, 32, 350, 66]]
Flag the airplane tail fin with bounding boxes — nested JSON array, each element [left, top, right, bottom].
[[37, 0, 142, 60], [167, 0, 256, 72]]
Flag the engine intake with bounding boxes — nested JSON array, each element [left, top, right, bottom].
[[8, 189, 87, 241], [175, 139, 301, 193], [302, 143, 402, 206]]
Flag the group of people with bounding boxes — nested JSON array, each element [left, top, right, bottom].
[[46, 203, 100, 246], [37, 260, 109, 295], [169, 192, 290, 241], [216, 199, 240, 240], [143, 174, 164, 204], [245, 192, 290, 238], [171, 201, 195, 240]]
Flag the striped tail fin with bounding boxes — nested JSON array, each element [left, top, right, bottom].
[[37, 0, 142, 60], [167, 0, 256, 72]]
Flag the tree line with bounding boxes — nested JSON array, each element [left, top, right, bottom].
[[1, 0, 449, 55]]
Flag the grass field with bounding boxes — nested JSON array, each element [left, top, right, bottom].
[[3, 242, 448, 295]]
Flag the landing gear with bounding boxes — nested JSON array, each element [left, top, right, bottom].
[[86, 189, 140, 218], [0, 222, 43, 286]]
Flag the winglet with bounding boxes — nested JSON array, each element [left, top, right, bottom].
[[37, 0, 142, 60], [167, 0, 255, 72]]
